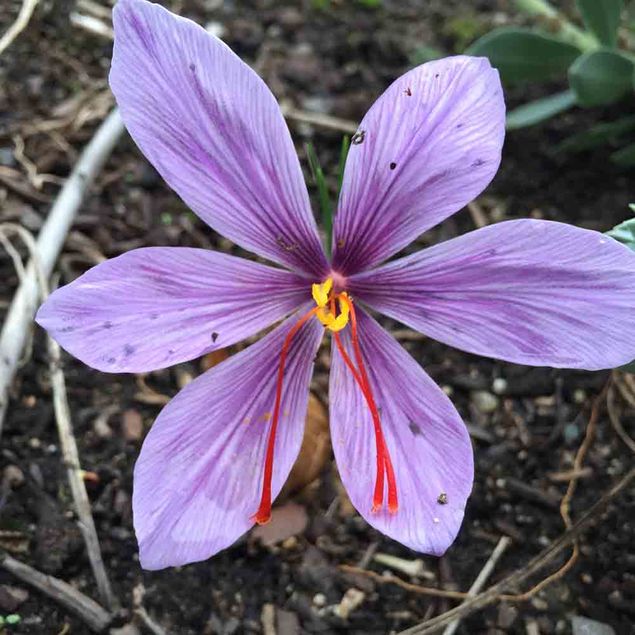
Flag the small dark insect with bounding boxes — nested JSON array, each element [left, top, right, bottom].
[[437, 492, 448, 505], [434, 73, 439, 78], [389, 162, 397, 170], [211, 332, 219, 343], [276, 235, 298, 251], [404, 86, 412, 96], [351, 129, 366, 145], [408, 421, 423, 436]]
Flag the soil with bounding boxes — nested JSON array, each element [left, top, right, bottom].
[[0, 1, 634, 634]]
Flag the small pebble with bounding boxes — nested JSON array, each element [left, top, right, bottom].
[[110, 625, 141, 635], [471, 390, 499, 414], [571, 616, 616, 635], [205, 21, 225, 38], [312, 593, 326, 608], [573, 389, 587, 404], [176, 367, 195, 389], [0, 147, 15, 167], [497, 603, 518, 629], [93, 416, 113, 440], [122, 409, 143, 442], [282, 536, 298, 550], [3, 465, 24, 488], [0, 585, 28, 612]]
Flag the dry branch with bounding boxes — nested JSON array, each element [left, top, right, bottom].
[[442, 536, 511, 635], [0, 551, 112, 632], [0, 224, 116, 610], [0, 0, 39, 56], [397, 466, 635, 634], [47, 333, 118, 610], [0, 108, 124, 434], [338, 565, 469, 600]]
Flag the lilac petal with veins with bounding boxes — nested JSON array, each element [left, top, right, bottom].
[[110, 0, 328, 276], [36, 247, 308, 373], [133, 307, 323, 569], [332, 55, 505, 275], [350, 220, 635, 370], [330, 309, 473, 555]]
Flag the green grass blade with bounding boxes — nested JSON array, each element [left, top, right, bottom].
[[305, 142, 333, 257]]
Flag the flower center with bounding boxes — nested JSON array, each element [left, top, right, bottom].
[[252, 278, 398, 525], [312, 278, 350, 332]]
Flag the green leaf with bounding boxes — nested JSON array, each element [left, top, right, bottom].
[[611, 141, 635, 166], [557, 115, 635, 152], [506, 90, 577, 129], [337, 135, 350, 195], [410, 45, 445, 65], [606, 216, 635, 246], [569, 49, 634, 106], [576, 0, 623, 48], [305, 142, 333, 257], [466, 28, 581, 83]]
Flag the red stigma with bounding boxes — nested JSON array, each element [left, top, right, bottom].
[[252, 306, 319, 525], [333, 295, 398, 515], [253, 287, 398, 526]]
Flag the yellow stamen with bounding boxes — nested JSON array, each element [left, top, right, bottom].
[[311, 278, 350, 332], [311, 278, 333, 308]]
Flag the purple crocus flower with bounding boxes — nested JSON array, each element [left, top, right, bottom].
[[36, 0, 635, 570]]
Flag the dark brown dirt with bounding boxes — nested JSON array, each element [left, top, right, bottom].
[[1, 1, 634, 634]]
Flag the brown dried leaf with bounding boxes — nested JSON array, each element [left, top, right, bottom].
[[200, 348, 229, 371], [251, 502, 308, 546], [280, 393, 330, 498]]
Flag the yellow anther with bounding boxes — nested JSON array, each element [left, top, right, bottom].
[[311, 278, 333, 308], [312, 283, 350, 333], [328, 294, 350, 332]]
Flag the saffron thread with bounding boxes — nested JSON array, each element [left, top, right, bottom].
[[335, 295, 398, 514], [253, 306, 319, 525]]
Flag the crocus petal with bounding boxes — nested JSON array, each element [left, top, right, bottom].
[[110, 0, 327, 276], [36, 247, 308, 373], [332, 56, 505, 275], [350, 220, 635, 370], [330, 309, 472, 555], [134, 307, 323, 569]]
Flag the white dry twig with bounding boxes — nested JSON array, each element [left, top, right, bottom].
[[69, 12, 114, 40], [442, 536, 512, 635], [0, 107, 124, 434], [0, 224, 117, 610], [0, 0, 39, 56]]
